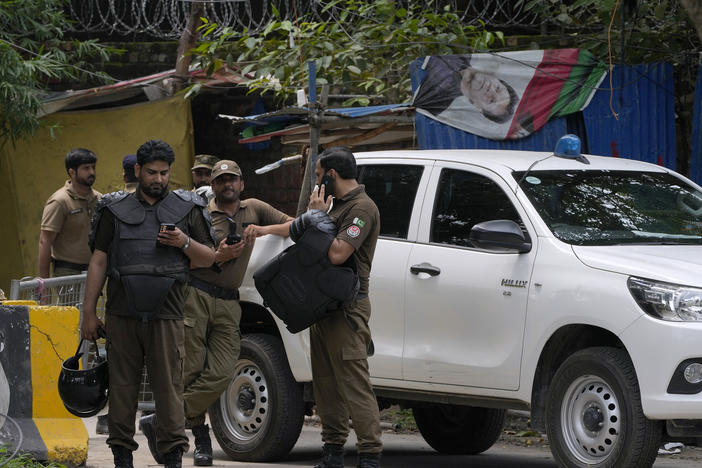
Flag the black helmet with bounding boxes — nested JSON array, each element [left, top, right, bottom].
[[58, 338, 108, 418]]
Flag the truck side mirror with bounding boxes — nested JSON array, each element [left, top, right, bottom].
[[469, 220, 532, 253]]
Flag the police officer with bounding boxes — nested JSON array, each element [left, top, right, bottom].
[[38, 148, 101, 278], [164, 159, 293, 466], [122, 154, 138, 193], [81, 139, 216, 468], [306, 147, 382, 468], [191, 154, 219, 189]]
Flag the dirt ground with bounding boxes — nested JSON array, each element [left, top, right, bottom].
[[378, 406, 702, 464]]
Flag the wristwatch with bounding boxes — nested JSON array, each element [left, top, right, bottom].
[[182, 235, 191, 251]]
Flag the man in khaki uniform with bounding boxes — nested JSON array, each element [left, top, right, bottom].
[[39, 148, 101, 278], [141, 159, 293, 466], [306, 147, 382, 468], [191, 154, 219, 189]]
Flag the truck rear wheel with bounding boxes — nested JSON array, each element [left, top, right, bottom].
[[412, 403, 506, 454], [546, 347, 662, 468], [208, 334, 304, 462]]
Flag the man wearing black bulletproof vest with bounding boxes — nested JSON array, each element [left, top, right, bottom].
[[81, 139, 216, 468]]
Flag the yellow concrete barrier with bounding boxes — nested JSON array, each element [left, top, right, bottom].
[[0, 303, 88, 467]]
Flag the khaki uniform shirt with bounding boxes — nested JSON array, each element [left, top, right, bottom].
[[327, 185, 380, 295], [190, 198, 290, 290], [40, 181, 102, 264]]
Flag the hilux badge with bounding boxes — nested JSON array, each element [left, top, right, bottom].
[[501, 278, 528, 288]]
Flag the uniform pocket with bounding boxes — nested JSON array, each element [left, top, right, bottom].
[[173, 344, 185, 386], [342, 342, 367, 361]]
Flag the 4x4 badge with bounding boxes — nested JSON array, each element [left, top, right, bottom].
[[501, 278, 528, 288]]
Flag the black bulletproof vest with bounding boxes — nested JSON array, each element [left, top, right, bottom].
[[107, 191, 193, 320], [253, 225, 360, 334]]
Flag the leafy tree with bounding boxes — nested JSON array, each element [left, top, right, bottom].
[[0, 0, 115, 149], [191, 0, 502, 106], [516, 0, 699, 65]]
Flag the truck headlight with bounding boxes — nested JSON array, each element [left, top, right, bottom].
[[628, 277, 702, 321]]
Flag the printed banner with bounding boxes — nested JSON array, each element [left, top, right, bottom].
[[412, 49, 607, 140]]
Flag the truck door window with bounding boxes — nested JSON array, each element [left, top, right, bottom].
[[358, 164, 423, 239], [431, 169, 522, 247]]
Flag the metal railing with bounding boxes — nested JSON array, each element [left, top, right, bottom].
[[8, 274, 154, 411]]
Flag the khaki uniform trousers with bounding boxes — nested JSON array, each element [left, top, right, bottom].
[[106, 315, 189, 455], [183, 285, 242, 426], [310, 297, 382, 453]]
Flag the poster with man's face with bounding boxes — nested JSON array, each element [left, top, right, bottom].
[[412, 49, 607, 141]]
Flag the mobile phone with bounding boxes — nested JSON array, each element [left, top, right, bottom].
[[226, 218, 241, 245], [320, 173, 334, 202], [160, 223, 176, 232]]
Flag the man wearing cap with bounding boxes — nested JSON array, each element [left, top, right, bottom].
[[122, 154, 138, 193], [141, 158, 294, 466], [39, 148, 102, 279], [191, 154, 219, 190]]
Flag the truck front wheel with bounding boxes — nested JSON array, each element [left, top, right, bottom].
[[208, 333, 305, 462], [546, 347, 662, 468], [412, 403, 506, 454]]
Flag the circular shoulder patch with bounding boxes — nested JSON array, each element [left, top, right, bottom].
[[346, 225, 361, 238]]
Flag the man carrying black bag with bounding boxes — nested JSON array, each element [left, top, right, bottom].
[[259, 147, 382, 468]]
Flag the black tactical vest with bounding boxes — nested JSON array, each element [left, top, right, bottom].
[[93, 190, 200, 320], [253, 224, 360, 334]]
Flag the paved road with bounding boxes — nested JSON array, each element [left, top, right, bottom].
[[83, 416, 699, 467]]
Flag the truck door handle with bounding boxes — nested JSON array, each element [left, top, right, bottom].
[[410, 262, 441, 276]]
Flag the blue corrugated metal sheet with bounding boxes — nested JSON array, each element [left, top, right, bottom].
[[689, 59, 702, 185], [415, 113, 568, 151], [582, 63, 676, 168]]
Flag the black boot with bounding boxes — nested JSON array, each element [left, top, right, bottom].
[[111, 445, 133, 468], [192, 424, 213, 466], [313, 443, 345, 468], [164, 447, 184, 468], [138, 413, 165, 464], [356, 452, 381, 468]]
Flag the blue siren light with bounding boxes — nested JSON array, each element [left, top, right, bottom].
[[554, 134, 589, 164]]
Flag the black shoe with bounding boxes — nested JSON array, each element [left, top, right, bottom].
[[164, 447, 184, 468], [356, 452, 381, 468], [111, 445, 134, 468], [313, 443, 344, 468], [96, 414, 110, 435], [138, 413, 164, 464], [192, 424, 213, 466]]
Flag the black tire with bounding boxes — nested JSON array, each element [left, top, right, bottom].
[[208, 333, 305, 462], [412, 403, 507, 454], [546, 347, 662, 468]]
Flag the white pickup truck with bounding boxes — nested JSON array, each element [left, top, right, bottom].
[[208, 137, 702, 468]]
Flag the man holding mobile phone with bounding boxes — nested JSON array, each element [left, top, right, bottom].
[[157, 159, 293, 466], [81, 139, 216, 468], [304, 147, 382, 468]]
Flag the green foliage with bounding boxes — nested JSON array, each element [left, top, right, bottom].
[[0, 0, 117, 149], [380, 407, 417, 432], [0, 446, 66, 467], [191, 0, 503, 106], [516, 0, 699, 66]]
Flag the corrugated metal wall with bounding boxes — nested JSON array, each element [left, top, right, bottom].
[[583, 62, 676, 169], [689, 56, 702, 185], [411, 58, 676, 169]]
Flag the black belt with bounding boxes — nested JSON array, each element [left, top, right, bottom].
[[188, 276, 239, 300], [53, 259, 89, 271]]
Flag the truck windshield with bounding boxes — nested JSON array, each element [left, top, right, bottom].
[[513, 170, 702, 246]]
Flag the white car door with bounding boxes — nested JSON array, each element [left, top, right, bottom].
[[357, 160, 431, 380], [402, 162, 537, 390]]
